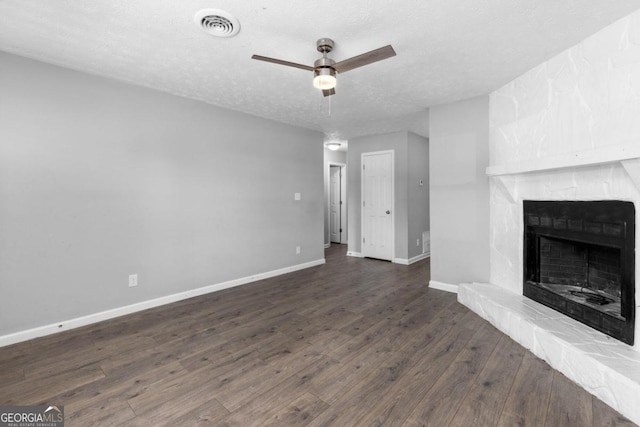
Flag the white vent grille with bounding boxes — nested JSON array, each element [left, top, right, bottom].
[[195, 9, 240, 38], [422, 231, 430, 255]]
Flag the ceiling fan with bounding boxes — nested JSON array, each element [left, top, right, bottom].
[[251, 38, 396, 97]]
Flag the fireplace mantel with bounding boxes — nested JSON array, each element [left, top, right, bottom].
[[486, 143, 640, 178], [485, 144, 640, 203]]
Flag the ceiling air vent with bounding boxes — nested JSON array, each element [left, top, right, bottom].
[[195, 9, 240, 37]]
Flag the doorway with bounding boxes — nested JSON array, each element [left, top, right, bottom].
[[361, 150, 394, 261], [329, 164, 347, 244]]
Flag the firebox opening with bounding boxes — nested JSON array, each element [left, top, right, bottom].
[[534, 235, 622, 319], [523, 200, 635, 345]]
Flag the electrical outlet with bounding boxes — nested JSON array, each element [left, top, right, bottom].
[[417, 239, 421, 246], [294, 193, 301, 201], [296, 246, 301, 254], [129, 274, 138, 287]]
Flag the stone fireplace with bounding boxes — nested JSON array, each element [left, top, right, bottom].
[[455, 9, 640, 423], [523, 200, 635, 345], [458, 160, 640, 426]]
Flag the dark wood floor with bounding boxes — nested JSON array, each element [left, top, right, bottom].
[[0, 245, 635, 426]]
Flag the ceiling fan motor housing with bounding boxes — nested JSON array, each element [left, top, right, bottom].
[[314, 57, 336, 69]]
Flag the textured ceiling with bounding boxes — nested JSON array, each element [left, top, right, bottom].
[[1, 0, 639, 141]]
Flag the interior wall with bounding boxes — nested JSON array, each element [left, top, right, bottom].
[[347, 132, 408, 260], [0, 52, 324, 338], [407, 133, 430, 260], [346, 131, 429, 263], [323, 148, 347, 246], [429, 96, 490, 287]]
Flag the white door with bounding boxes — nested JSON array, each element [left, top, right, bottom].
[[362, 151, 393, 261], [330, 165, 341, 243]]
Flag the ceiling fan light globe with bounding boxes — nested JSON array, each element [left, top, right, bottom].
[[313, 75, 337, 90], [313, 67, 337, 90]]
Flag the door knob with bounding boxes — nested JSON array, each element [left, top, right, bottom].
[[386, 210, 391, 214]]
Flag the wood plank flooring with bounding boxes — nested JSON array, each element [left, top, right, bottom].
[[0, 245, 635, 426]]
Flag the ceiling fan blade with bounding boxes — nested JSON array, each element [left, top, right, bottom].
[[333, 45, 396, 74], [322, 88, 336, 97], [251, 55, 314, 72]]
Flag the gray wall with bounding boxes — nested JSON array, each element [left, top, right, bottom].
[[0, 52, 324, 337], [347, 131, 428, 262], [407, 133, 430, 259], [347, 132, 407, 259], [429, 95, 490, 286], [323, 148, 347, 246]]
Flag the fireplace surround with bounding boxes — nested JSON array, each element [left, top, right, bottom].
[[457, 157, 640, 424], [523, 200, 635, 345]]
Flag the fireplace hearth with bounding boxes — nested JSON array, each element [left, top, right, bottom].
[[523, 200, 635, 345]]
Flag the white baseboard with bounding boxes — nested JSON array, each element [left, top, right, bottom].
[[394, 252, 430, 265], [324, 243, 331, 248], [346, 251, 364, 258], [0, 258, 326, 348], [429, 280, 459, 294]]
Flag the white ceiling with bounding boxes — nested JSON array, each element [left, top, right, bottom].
[[1, 1, 639, 141]]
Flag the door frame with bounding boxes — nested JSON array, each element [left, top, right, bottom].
[[327, 162, 347, 246], [361, 150, 395, 261]]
